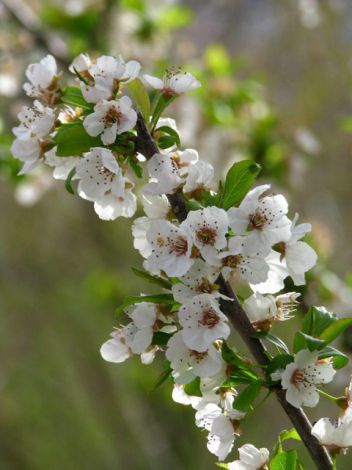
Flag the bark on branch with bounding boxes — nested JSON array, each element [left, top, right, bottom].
[[135, 113, 333, 470]]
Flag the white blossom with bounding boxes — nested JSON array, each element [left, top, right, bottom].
[[83, 96, 137, 145], [144, 219, 194, 276], [45, 147, 80, 180], [144, 153, 183, 195], [166, 331, 224, 384], [219, 236, 270, 284], [79, 54, 141, 103], [182, 207, 229, 263], [178, 294, 230, 352], [94, 180, 137, 220], [228, 184, 292, 249], [171, 259, 223, 303], [228, 443, 270, 470], [23, 55, 60, 104], [243, 292, 299, 327], [75, 147, 123, 201], [144, 68, 201, 96], [277, 349, 336, 408], [182, 160, 214, 194], [311, 417, 352, 452]]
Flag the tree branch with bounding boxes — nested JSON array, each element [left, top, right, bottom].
[[135, 112, 333, 470]]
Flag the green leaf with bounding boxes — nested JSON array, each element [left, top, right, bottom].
[[233, 381, 262, 412], [158, 135, 178, 149], [127, 78, 151, 120], [54, 122, 101, 156], [184, 377, 202, 397], [318, 346, 349, 369], [293, 332, 326, 353], [219, 160, 261, 209], [115, 293, 175, 316], [265, 334, 290, 354], [127, 156, 143, 178], [155, 125, 181, 147], [302, 306, 335, 336], [151, 94, 176, 130], [267, 354, 294, 376], [60, 86, 92, 110], [64, 167, 76, 194], [320, 318, 352, 344], [270, 450, 297, 470], [131, 267, 172, 289], [152, 331, 172, 346], [221, 342, 247, 368], [153, 366, 172, 390]]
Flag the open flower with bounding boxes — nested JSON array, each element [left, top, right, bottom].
[[144, 152, 183, 195], [93, 178, 137, 220], [311, 417, 352, 454], [77, 54, 141, 103], [83, 96, 137, 145], [144, 68, 201, 96], [23, 55, 60, 104], [182, 207, 229, 263], [45, 147, 80, 180], [228, 443, 270, 470], [144, 219, 194, 277], [276, 349, 336, 408], [178, 294, 230, 352], [166, 331, 224, 384], [228, 185, 292, 249]]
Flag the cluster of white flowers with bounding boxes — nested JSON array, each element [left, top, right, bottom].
[[13, 53, 352, 467]]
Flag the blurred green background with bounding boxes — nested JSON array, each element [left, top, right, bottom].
[[1, 0, 352, 468]]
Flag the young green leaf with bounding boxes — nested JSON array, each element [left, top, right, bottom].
[[131, 267, 172, 289], [267, 354, 294, 376], [293, 332, 326, 353], [233, 381, 262, 412], [153, 366, 172, 390], [302, 306, 335, 336], [127, 156, 144, 178], [115, 293, 175, 316], [155, 125, 181, 147], [319, 318, 352, 344], [54, 122, 101, 156], [270, 450, 297, 470], [219, 160, 261, 209], [318, 346, 349, 369], [184, 377, 202, 397], [64, 167, 76, 194], [127, 78, 151, 120], [60, 86, 92, 110], [152, 331, 172, 346]]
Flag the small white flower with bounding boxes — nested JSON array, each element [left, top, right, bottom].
[[75, 147, 123, 201], [79, 54, 140, 103], [94, 181, 137, 220], [182, 207, 229, 263], [243, 292, 299, 328], [132, 217, 153, 258], [182, 160, 214, 194], [219, 236, 270, 284], [278, 349, 336, 408], [166, 331, 224, 384], [83, 96, 137, 145], [145, 219, 194, 277], [69, 53, 92, 74], [171, 259, 222, 303], [178, 294, 230, 352], [144, 68, 201, 96], [23, 55, 60, 104], [249, 250, 289, 294], [279, 214, 318, 286], [144, 153, 183, 195], [45, 147, 80, 180], [142, 194, 171, 219], [228, 443, 270, 470], [195, 403, 236, 460], [228, 184, 292, 249], [13, 100, 55, 140], [311, 417, 352, 452], [125, 302, 158, 354]]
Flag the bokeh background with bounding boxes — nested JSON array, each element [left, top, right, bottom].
[[1, 0, 352, 468]]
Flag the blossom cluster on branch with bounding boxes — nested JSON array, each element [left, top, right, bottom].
[[11, 52, 352, 469]]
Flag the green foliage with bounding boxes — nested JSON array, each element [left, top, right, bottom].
[[219, 160, 261, 209], [270, 450, 298, 470], [155, 125, 181, 149], [115, 293, 175, 316], [127, 156, 143, 178], [302, 306, 336, 337], [153, 364, 172, 390], [320, 318, 352, 344], [54, 122, 101, 156], [152, 331, 172, 346], [131, 267, 172, 289], [184, 377, 202, 397], [60, 86, 92, 110], [318, 346, 349, 369], [251, 331, 290, 354], [267, 354, 294, 376], [64, 168, 76, 195], [293, 332, 326, 353], [233, 381, 262, 412], [127, 78, 151, 120]]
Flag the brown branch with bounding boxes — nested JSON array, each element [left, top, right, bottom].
[[135, 112, 333, 470]]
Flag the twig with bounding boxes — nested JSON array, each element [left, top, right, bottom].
[[135, 112, 333, 470]]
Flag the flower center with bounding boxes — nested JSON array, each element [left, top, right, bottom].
[[190, 350, 207, 362], [169, 236, 188, 256], [222, 255, 242, 268], [103, 107, 123, 126], [196, 226, 217, 246], [290, 368, 306, 387], [199, 308, 220, 328], [196, 278, 214, 294], [249, 210, 268, 230]]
